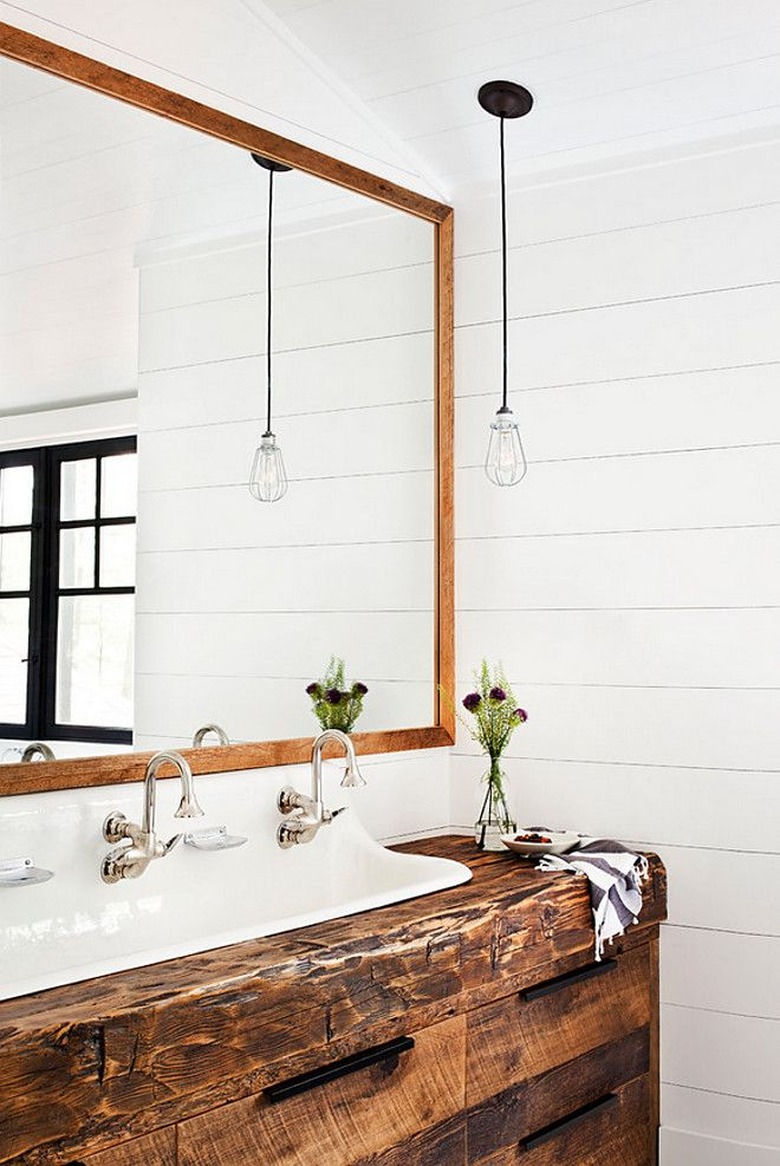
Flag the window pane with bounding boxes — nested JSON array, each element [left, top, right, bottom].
[[0, 532, 31, 592], [59, 527, 95, 589], [0, 465, 34, 527], [0, 598, 29, 724], [56, 594, 134, 728], [100, 453, 137, 518], [60, 458, 96, 521], [99, 525, 136, 588]]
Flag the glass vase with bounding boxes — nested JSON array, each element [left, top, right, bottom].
[[474, 758, 515, 851]]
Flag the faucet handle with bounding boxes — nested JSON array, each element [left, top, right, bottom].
[[161, 833, 184, 855], [278, 785, 309, 816]]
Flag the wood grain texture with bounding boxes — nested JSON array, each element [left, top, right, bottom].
[[77, 1127, 176, 1166], [466, 1029, 649, 1162], [467, 944, 651, 1107], [0, 838, 665, 1165], [0, 727, 454, 796], [177, 1015, 464, 1166], [649, 933, 660, 1166], [0, 20, 455, 799], [372, 1115, 466, 1165], [435, 207, 455, 743], [478, 1074, 650, 1165]]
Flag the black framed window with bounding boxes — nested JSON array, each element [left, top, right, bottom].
[[0, 436, 136, 745]]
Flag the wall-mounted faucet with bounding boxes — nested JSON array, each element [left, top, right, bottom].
[[277, 728, 365, 848], [20, 742, 55, 762], [100, 751, 204, 883], [192, 723, 229, 747]]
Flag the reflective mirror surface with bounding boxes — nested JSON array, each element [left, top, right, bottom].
[[0, 25, 453, 792]]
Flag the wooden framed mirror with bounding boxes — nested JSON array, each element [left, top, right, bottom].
[[0, 21, 454, 796]]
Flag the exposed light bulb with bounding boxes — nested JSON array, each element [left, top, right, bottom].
[[248, 433, 288, 503], [485, 407, 527, 487]]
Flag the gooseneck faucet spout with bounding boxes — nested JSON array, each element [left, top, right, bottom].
[[101, 751, 204, 883], [311, 728, 365, 812], [192, 723, 229, 747], [277, 728, 365, 848]]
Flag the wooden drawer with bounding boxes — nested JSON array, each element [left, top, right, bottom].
[[476, 1074, 651, 1165], [467, 945, 651, 1109], [177, 1014, 466, 1166], [467, 1028, 648, 1163]]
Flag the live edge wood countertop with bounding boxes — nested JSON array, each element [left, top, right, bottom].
[[0, 836, 667, 1165]]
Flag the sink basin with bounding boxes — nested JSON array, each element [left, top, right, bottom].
[[0, 767, 471, 1001]]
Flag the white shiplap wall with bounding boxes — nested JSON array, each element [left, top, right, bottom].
[[135, 209, 437, 749], [450, 133, 780, 1165]]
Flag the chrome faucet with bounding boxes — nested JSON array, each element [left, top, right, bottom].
[[100, 751, 204, 883], [192, 723, 229, 747], [20, 742, 55, 762], [277, 728, 365, 848]]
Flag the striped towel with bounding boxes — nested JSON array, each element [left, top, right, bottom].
[[537, 839, 649, 961]]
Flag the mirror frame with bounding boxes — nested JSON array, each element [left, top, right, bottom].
[[0, 21, 455, 796]]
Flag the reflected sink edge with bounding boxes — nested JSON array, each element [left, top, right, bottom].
[[1, 853, 472, 1004]]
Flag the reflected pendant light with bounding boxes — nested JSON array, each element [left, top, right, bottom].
[[248, 153, 292, 503], [478, 80, 533, 487]]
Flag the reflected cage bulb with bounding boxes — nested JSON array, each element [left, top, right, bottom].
[[485, 407, 527, 487], [248, 433, 288, 503]]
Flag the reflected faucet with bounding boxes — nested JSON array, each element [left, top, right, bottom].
[[192, 723, 229, 747], [20, 742, 55, 762], [100, 750, 204, 883], [277, 728, 365, 848]]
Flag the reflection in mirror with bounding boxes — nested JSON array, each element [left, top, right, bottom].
[[0, 42, 449, 786]]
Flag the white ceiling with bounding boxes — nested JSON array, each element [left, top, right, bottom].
[[264, 0, 780, 195], [2, 0, 780, 416]]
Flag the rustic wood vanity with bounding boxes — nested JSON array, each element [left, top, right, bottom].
[[1, 836, 666, 1166]]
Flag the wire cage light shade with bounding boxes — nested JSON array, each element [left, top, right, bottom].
[[485, 406, 527, 486], [249, 433, 288, 502]]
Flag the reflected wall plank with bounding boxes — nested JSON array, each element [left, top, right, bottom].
[[135, 201, 437, 744]]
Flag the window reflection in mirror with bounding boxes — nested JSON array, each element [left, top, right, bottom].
[[0, 439, 137, 745]]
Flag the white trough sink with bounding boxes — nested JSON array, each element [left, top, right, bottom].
[[0, 764, 471, 1001]]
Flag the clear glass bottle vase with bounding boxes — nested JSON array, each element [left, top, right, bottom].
[[474, 757, 515, 851]]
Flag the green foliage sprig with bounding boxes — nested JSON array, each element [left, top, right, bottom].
[[444, 660, 527, 761], [306, 656, 368, 733]]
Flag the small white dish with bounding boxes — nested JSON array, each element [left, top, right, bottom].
[[501, 829, 580, 857]]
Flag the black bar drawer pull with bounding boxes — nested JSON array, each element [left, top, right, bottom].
[[521, 958, 617, 1002], [521, 1093, 618, 1151], [264, 1036, 415, 1103]]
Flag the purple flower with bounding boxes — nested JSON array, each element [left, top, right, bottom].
[[514, 708, 528, 723], [489, 686, 507, 702], [325, 688, 342, 704], [462, 692, 481, 711], [305, 682, 321, 697], [353, 682, 368, 696]]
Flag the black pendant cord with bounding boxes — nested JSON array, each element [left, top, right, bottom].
[[264, 167, 275, 438], [499, 113, 509, 414]]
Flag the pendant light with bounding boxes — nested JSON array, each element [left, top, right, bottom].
[[248, 153, 292, 503], [478, 80, 533, 487]]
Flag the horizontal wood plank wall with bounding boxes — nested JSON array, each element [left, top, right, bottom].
[[135, 213, 437, 748], [450, 135, 780, 1164]]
